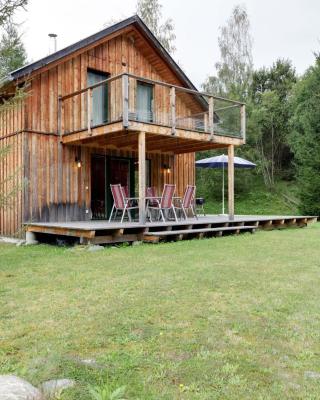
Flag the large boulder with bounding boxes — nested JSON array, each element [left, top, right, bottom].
[[0, 375, 42, 400]]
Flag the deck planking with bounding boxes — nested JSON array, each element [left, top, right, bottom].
[[25, 215, 318, 244]]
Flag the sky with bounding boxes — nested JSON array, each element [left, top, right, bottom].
[[15, 0, 320, 88]]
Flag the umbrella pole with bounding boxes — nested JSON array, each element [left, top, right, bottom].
[[222, 163, 225, 214]]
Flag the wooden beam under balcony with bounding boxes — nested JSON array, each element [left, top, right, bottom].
[[61, 121, 244, 150]]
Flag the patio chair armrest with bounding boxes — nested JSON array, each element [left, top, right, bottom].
[[127, 205, 140, 210]]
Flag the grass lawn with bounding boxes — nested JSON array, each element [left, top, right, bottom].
[[1, 224, 320, 399], [196, 169, 300, 216], [203, 179, 300, 216]]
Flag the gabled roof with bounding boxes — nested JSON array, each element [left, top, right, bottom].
[[6, 15, 199, 92]]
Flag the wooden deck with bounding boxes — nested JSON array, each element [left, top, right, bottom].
[[25, 215, 318, 245]]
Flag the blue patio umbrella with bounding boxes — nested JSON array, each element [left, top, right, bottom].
[[196, 154, 256, 214]]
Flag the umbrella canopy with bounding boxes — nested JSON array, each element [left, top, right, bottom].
[[195, 154, 256, 215], [196, 154, 256, 169]]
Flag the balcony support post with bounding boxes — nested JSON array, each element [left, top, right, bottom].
[[138, 131, 146, 223], [209, 96, 214, 140], [170, 86, 176, 135], [122, 74, 129, 129], [228, 144, 235, 220]]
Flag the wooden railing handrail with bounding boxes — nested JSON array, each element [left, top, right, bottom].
[[60, 73, 124, 101], [126, 73, 245, 105], [60, 72, 245, 106]]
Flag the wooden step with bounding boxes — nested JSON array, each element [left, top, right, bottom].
[[143, 225, 257, 242]]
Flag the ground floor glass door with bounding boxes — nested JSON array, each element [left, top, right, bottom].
[[106, 158, 135, 218], [91, 155, 135, 219], [91, 155, 153, 219], [91, 154, 107, 219]]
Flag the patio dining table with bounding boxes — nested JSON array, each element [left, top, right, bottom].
[[145, 196, 182, 221]]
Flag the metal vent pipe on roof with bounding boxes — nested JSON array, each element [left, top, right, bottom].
[[48, 33, 58, 54]]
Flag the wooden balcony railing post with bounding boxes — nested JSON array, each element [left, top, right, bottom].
[[240, 104, 246, 142], [58, 96, 62, 142], [87, 87, 92, 135], [209, 96, 214, 140], [122, 74, 129, 129], [204, 113, 208, 132], [170, 86, 176, 135]]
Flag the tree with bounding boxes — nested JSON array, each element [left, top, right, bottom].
[[248, 60, 296, 187], [289, 57, 320, 215], [0, 22, 27, 79], [202, 4, 253, 99], [0, 0, 27, 26], [137, 0, 176, 54], [250, 59, 297, 102]]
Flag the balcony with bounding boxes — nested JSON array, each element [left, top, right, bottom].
[[58, 73, 245, 152]]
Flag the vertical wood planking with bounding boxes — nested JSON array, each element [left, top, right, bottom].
[[1, 27, 201, 237]]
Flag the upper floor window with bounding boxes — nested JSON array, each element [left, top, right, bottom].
[[136, 81, 153, 123], [87, 69, 109, 126]]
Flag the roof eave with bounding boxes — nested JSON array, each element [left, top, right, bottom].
[[5, 15, 200, 94]]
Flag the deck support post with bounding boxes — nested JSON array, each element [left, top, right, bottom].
[[138, 131, 146, 223], [122, 74, 129, 129], [228, 144, 234, 220]]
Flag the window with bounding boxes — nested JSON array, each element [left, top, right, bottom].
[[87, 69, 109, 126], [136, 81, 153, 122]]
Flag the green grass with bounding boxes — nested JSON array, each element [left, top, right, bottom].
[[202, 178, 299, 216], [1, 224, 320, 399]]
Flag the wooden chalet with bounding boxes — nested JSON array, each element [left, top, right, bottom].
[[1, 15, 315, 243]]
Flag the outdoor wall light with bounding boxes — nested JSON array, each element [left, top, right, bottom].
[[163, 164, 171, 174], [75, 157, 82, 168]]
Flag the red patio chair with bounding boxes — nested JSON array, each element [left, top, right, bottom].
[[121, 185, 129, 198], [147, 184, 177, 222], [175, 185, 197, 219], [121, 185, 137, 207], [146, 186, 159, 221], [109, 184, 139, 223], [146, 186, 158, 206]]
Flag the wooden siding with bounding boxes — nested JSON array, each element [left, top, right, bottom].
[[25, 30, 203, 135], [0, 102, 25, 237], [23, 134, 193, 224], [0, 27, 197, 236]]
